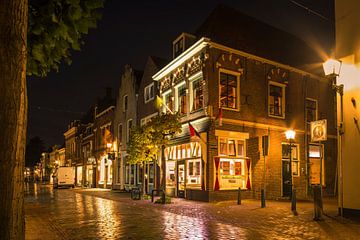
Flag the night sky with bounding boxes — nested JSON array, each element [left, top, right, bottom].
[[27, 0, 334, 148]]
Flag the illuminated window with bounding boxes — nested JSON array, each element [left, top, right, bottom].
[[187, 159, 201, 185], [237, 140, 245, 157], [219, 158, 246, 189], [268, 83, 285, 118], [177, 83, 187, 115], [219, 138, 227, 155], [144, 83, 155, 103], [306, 98, 318, 123], [163, 91, 173, 113], [190, 76, 203, 112], [219, 138, 246, 157], [228, 140, 236, 156], [220, 71, 239, 109]]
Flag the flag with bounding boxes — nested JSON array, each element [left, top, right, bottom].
[[188, 122, 201, 140], [155, 95, 173, 114], [215, 107, 223, 126], [155, 95, 164, 110]]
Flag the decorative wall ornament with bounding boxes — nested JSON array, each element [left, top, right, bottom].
[[215, 53, 244, 73]]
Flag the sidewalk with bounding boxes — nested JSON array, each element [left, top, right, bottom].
[[74, 188, 360, 239]]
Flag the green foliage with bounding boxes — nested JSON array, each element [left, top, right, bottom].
[[127, 113, 182, 165], [154, 196, 171, 204], [27, 0, 104, 77]]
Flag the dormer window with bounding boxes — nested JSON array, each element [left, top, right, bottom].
[[173, 38, 184, 58], [172, 33, 196, 59]]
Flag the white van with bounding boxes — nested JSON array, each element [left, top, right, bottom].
[[53, 167, 75, 188]]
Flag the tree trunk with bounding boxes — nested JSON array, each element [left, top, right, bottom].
[[0, 0, 28, 239]]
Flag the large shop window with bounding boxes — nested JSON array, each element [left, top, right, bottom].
[[165, 142, 202, 189], [219, 71, 239, 110], [308, 144, 324, 185], [219, 158, 246, 189], [190, 76, 203, 112], [218, 137, 246, 189], [177, 83, 187, 115], [282, 143, 299, 176], [187, 159, 201, 185], [268, 83, 285, 118], [166, 160, 176, 187]]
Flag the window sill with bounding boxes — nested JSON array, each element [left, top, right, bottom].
[[268, 114, 285, 119]]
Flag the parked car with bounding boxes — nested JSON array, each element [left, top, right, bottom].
[[53, 167, 75, 188]]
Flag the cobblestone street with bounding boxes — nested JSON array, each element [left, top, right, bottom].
[[25, 183, 360, 240]]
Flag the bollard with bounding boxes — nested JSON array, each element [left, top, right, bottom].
[[161, 190, 166, 204], [313, 185, 323, 220], [291, 188, 297, 213], [237, 187, 241, 205], [261, 188, 266, 208]]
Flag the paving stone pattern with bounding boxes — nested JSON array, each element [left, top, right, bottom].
[[25, 184, 360, 240]]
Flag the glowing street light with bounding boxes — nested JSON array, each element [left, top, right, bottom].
[[323, 58, 344, 217], [285, 129, 296, 140], [285, 129, 296, 214], [323, 59, 342, 76]]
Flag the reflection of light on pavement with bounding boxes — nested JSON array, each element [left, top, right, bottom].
[[94, 197, 121, 239], [163, 211, 207, 239], [215, 222, 247, 239], [33, 183, 38, 198], [75, 193, 85, 220]]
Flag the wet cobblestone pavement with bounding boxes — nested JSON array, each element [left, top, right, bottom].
[[25, 183, 360, 240]]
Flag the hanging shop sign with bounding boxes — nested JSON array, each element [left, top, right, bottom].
[[310, 119, 327, 142]]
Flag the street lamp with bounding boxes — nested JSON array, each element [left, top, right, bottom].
[[323, 58, 344, 217], [285, 129, 296, 213]]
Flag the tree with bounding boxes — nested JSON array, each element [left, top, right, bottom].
[[25, 136, 45, 167], [0, 0, 104, 238], [127, 113, 182, 165], [127, 113, 182, 193]]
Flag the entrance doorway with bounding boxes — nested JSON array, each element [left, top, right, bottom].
[[177, 162, 185, 198], [282, 160, 292, 197]]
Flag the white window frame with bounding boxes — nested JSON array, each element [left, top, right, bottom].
[[140, 112, 158, 126], [218, 137, 246, 157], [189, 71, 204, 112], [218, 68, 240, 111], [175, 81, 187, 115], [268, 81, 286, 119], [162, 89, 173, 114], [144, 82, 155, 103]]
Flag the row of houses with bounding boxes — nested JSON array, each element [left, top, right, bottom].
[[51, 5, 337, 202]]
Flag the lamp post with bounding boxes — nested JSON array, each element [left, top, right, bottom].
[[285, 129, 296, 213], [323, 58, 343, 216]]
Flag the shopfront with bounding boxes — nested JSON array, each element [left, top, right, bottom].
[[214, 130, 250, 191], [165, 141, 203, 197], [98, 155, 112, 188], [76, 166, 83, 186]]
